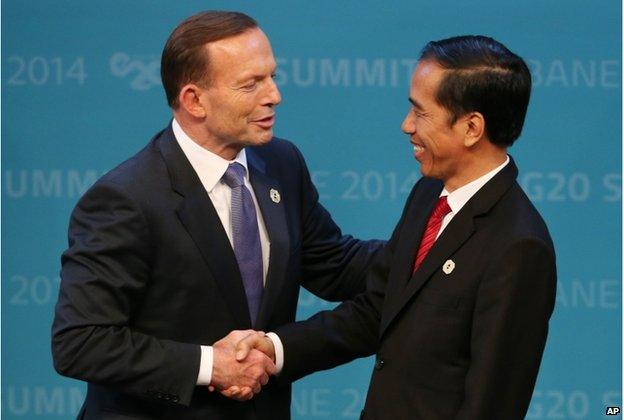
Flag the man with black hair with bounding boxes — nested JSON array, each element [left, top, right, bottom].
[[236, 35, 557, 419]]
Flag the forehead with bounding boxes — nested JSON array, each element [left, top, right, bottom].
[[206, 28, 275, 74], [410, 60, 446, 102]]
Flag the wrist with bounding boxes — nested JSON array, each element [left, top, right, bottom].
[[210, 345, 227, 388], [265, 332, 283, 373], [263, 336, 276, 362]]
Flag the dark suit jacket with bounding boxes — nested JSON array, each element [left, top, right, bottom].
[[275, 159, 557, 419], [51, 124, 382, 420]]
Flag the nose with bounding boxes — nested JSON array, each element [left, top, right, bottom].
[[264, 77, 282, 107], [401, 111, 415, 134]]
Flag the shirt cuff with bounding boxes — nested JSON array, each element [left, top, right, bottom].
[[265, 332, 284, 374], [196, 345, 213, 385]]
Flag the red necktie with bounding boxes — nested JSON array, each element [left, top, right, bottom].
[[413, 196, 452, 273]]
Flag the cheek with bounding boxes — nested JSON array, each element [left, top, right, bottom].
[[418, 126, 437, 149], [239, 93, 261, 115]]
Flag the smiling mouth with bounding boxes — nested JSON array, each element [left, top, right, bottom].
[[252, 115, 275, 129]]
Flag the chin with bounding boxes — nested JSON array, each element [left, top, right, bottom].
[[240, 132, 272, 147], [255, 132, 275, 145]]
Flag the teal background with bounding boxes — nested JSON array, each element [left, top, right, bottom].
[[2, 1, 621, 418]]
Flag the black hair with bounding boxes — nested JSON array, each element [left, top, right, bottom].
[[420, 35, 531, 147]]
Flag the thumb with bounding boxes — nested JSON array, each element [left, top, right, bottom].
[[235, 336, 256, 361]]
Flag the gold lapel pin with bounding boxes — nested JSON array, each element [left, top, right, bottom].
[[442, 259, 455, 275], [270, 188, 281, 203]]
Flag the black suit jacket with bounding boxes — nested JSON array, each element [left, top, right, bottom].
[[275, 159, 557, 419], [51, 124, 382, 419]]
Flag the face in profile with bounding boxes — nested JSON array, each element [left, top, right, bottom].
[[195, 27, 282, 153], [401, 60, 470, 188]]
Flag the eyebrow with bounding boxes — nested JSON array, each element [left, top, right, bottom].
[[408, 97, 423, 110], [235, 64, 278, 84], [235, 70, 276, 86]]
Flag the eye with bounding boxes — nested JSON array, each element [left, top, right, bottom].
[[241, 81, 258, 91]]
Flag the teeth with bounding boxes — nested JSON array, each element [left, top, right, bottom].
[[413, 145, 424, 153]]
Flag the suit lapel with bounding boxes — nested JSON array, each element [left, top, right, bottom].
[[157, 125, 252, 327], [392, 209, 476, 320], [246, 148, 290, 331], [379, 183, 441, 336], [380, 159, 519, 337]]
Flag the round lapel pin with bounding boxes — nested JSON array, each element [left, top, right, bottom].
[[442, 259, 455, 275], [270, 188, 281, 203]]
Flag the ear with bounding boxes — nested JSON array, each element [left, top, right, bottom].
[[463, 112, 485, 147], [178, 84, 208, 118]]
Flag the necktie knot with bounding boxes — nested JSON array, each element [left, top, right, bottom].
[[432, 196, 452, 219], [222, 162, 246, 188]]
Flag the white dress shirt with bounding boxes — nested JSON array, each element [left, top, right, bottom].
[[172, 119, 271, 385], [437, 156, 510, 238], [268, 156, 510, 374]]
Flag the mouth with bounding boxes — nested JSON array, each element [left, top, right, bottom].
[[251, 114, 275, 129], [411, 141, 425, 157]]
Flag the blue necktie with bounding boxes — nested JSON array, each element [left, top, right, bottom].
[[222, 162, 263, 326]]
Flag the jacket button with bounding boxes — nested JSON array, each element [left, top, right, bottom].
[[172, 395, 179, 403], [375, 359, 385, 370]]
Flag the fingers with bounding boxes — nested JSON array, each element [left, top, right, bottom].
[[220, 386, 240, 397], [219, 386, 254, 401], [212, 330, 274, 402], [238, 387, 254, 400], [235, 331, 265, 361], [227, 329, 256, 341], [259, 371, 269, 386], [215, 371, 269, 401], [263, 356, 277, 376], [212, 330, 266, 390], [235, 332, 275, 361]]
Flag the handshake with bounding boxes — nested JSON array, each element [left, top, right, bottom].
[[208, 330, 278, 401]]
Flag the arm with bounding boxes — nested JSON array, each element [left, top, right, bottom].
[[52, 181, 272, 405], [270, 182, 420, 382], [455, 238, 557, 419], [292, 144, 385, 300], [235, 245, 391, 385]]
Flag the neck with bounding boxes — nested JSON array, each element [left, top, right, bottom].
[[174, 113, 242, 161], [444, 149, 507, 193]]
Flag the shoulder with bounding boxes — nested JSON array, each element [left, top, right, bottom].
[[247, 137, 311, 185], [473, 182, 556, 273], [80, 129, 170, 203], [499, 182, 554, 248], [249, 137, 302, 165]]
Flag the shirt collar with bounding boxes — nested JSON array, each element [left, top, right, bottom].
[[441, 156, 510, 215], [172, 118, 248, 192]]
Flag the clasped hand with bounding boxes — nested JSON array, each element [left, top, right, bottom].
[[209, 330, 276, 401]]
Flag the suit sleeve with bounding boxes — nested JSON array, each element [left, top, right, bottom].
[[51, 180, 200, 407], [274, 184, 418, 382], [290, 143, 385, 301], [455, 237, 557, 419]]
